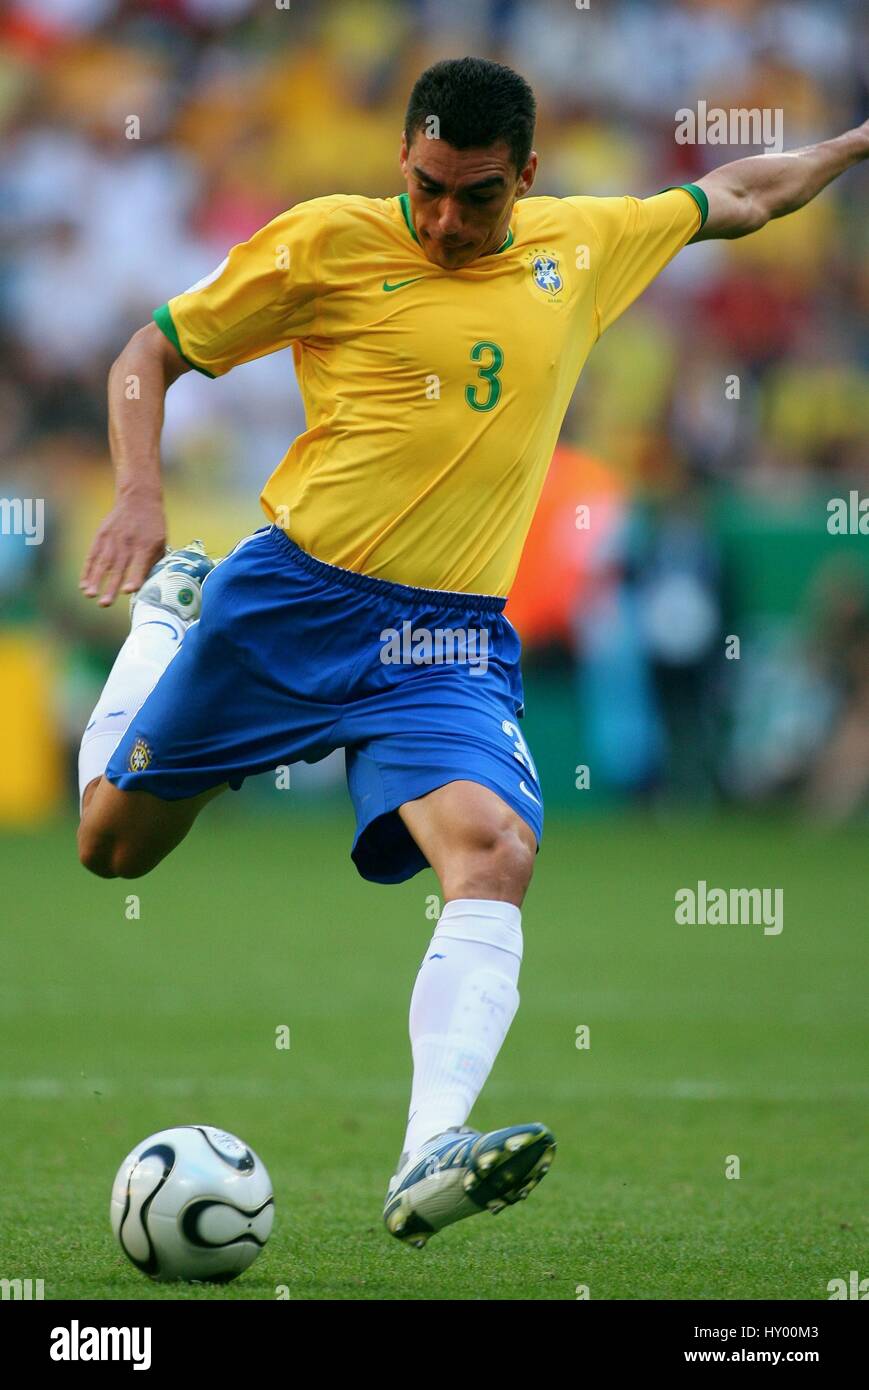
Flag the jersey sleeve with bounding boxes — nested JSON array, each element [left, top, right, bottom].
[[565, 185, 707, 339], [152, 200, 329, 378]]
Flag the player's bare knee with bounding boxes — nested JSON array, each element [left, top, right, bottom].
[[448, 820, 536, 902], [494, 824, 536, 898], [78, 824, 118, 878], [78, 825, 149, 880]]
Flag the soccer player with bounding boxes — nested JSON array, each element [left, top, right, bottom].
[[76, 58, 868, 1247]]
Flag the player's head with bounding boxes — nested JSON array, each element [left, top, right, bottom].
[[400, 56, 537, 270]]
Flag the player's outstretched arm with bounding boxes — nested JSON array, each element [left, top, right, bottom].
[[81, 322, 191, 607], [691, 119, 868, 241]]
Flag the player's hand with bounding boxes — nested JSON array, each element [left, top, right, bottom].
[[80, 495, 167, 607]]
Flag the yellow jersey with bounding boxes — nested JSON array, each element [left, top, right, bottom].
[[154, 184, 705, 595]]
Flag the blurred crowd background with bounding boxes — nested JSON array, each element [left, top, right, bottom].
[[0, 0, 866, 826]]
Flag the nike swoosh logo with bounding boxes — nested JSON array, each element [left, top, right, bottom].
[[382, 276, 426, 292], [519, 780, 541, 806]]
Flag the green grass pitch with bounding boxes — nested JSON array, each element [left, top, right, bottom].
[[0, 806, 865, 1300]]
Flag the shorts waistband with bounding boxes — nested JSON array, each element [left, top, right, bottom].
[[265, 526, 507, 614]]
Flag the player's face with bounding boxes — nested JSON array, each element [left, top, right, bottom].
[[400, 133, 537, 270]]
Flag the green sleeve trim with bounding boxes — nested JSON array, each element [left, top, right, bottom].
[[657, 182, 708, 229], [152, 303, 216, 379], [680, 182, 708, 227]]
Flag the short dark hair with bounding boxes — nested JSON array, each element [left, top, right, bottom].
[[404, 57, 536, 173]]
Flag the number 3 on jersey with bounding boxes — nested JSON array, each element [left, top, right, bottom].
[[465, 341, 503, 412]]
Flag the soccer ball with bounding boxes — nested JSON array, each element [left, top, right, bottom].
[[110, 1125, 274, 1283]]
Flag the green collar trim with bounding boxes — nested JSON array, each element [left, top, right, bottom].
[[398, 191, 420, 244], [397, 192, 514, 256]]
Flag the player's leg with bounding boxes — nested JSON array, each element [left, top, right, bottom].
[[396, 781, 535, 1155], [380, 778, 552, 1246], [340, 612, 554, 1241], [396, 779, 535, 1160], [397, 783, 539, 1162], [78, 778, 225, 879], [77, 539, 219, 878], [81, 525, 361, 881]]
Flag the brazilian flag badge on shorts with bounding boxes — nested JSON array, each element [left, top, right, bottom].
[[128, 738, 153, 772]]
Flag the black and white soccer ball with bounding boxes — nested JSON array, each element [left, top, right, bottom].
[[110, 1125, 274, 1283]]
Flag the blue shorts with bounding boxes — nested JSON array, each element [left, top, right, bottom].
[[106, 526, 544, 884]]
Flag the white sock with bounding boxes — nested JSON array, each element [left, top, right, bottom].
[[400, 898, 523, 1159], [78, 603, 187, 808]]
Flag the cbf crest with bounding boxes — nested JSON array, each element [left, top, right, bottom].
[[526, 248, 565, 302], [531, 253, 563, 296], [128, 738, 152, 772]]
